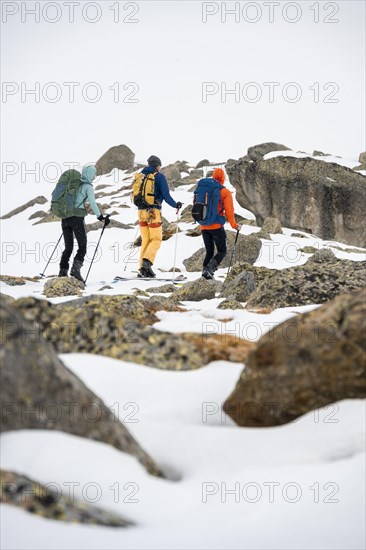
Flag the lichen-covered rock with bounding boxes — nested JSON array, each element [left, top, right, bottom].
[[12, 296, 202, 370], [0, 300, 162, 475], [96, 144, 135, 175], [300, 246, 317, 254], [220, 262, 275, 302], [246, 260, 366, 309], [186, 226, 202, 237], [171, 278, 218, 301], [217, 299, 244, 310], [0, 469, 132, 526], [146, 283, 177, 293], [261, 217, 283, 234], [43, 277, 84, 297], [0, 275, 40, 286], [224, 288, 366, 426], [306, 248, 337, 263], [183, 233, 262, 272]]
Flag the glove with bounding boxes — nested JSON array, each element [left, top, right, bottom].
[[176, 201, 183, 210], [236, 224, 242, 232], [98, 214, 111, 226]]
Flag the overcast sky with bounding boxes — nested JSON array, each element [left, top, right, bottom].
[[1, 0, 365, 177]]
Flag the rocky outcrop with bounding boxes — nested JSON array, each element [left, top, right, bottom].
[[95, 145, 135, 175], [261, 217, 283, 234], [86, 219, 131, 232], [227, 156, 366, 247], [1, 196, 47, 219], [246, 260, 366, 309], [247, 142, 290, 161], [43, 277, 84, 297], [183, 233, 262, 272], [306, 248, 337, 264], [1, 469, 131, 526], [0, 300, 162, 476], [217, 299, 244, 310], [224, 288, 366, 426]]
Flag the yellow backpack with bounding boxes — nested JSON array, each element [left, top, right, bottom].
[[132, 171, 157, 208]]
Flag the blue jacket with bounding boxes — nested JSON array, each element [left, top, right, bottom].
[[140, 166, 177, 209], [74, 165, 101, 217]]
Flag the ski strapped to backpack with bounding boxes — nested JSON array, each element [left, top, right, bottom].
[[132, 171, 158, 208], [51, 169, 86, 219], [191, 177, 226, 226]]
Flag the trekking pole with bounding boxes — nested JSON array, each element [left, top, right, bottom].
[[123, 224, 140, 272], [172, 205, 182, 281], [40, 233, 63, 278], [84, 216, 109, 285], [227, 229, 240, 276]]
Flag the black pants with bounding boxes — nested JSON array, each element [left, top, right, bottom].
[[202, 228, 227, 267], [60, 216, 87, 269]]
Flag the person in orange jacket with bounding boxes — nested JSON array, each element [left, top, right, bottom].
[[201, 168, 241, 279]]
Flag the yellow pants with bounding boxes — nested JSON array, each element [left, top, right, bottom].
[[138, 208, 163, 267]]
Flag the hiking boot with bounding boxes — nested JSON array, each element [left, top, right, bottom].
[[141, 258, 156, 278], [58, 268, 68, 277], [202, 268, 213, 280], [202, 259, 218, 279], [70, 259, 85, 283], [138, 267, 148, 278]]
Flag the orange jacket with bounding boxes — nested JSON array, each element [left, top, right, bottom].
[[200, 186, 238, 231]]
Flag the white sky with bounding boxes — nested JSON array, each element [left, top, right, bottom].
[[1, 0, 365, 176]]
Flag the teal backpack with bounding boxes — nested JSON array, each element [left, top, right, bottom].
[[51, 169, 85, 219]]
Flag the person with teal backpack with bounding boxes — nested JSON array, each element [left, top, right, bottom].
[[51, 165, 110, 282]]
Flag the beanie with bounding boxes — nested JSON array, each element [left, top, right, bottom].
[[212, 168, 225, 185], [147, 155, 162, 168]]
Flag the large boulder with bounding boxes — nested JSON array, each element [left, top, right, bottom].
[[227, 156, 366, 247], [183, 233, 262, 272], [247, 142, 291, 161], [224, 288, 366, 426], [0, 300, 161, 476], [95, 145, 135, 175], [246, 260, 366, 309]]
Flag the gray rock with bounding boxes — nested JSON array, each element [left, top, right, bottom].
[[183, 233, 262, 272], [224, 288, 366, 426], [1, 196, 47, 220], [220, 262, 275, 302], [161, 163, 181, 186], [146, 283, 177, 293], [261, 217, 283, 234], [306, 248, 337, 263], [195, 159, 210, 169], [313, 150, 330, 157], [0, 300, 162, 475], [247, 142, 290, 161], [96, 145, 135, 175], [189, 169, 204, 178], [171, 278, 218, 301], [44, 277, 84, 297], [246, 260, 366, 309], [227, 155, 366, 248], [359, 152, 366, 164], [86, 219, 131, 232]]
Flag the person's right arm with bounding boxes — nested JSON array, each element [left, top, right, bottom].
[[156, 173, 178, 209], [85, 185, 102, 217]]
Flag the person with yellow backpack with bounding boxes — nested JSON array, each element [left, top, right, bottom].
[[132, 155, 182, 278]]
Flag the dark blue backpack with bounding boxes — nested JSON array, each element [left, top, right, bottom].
[[192, 178, 226, 226]]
